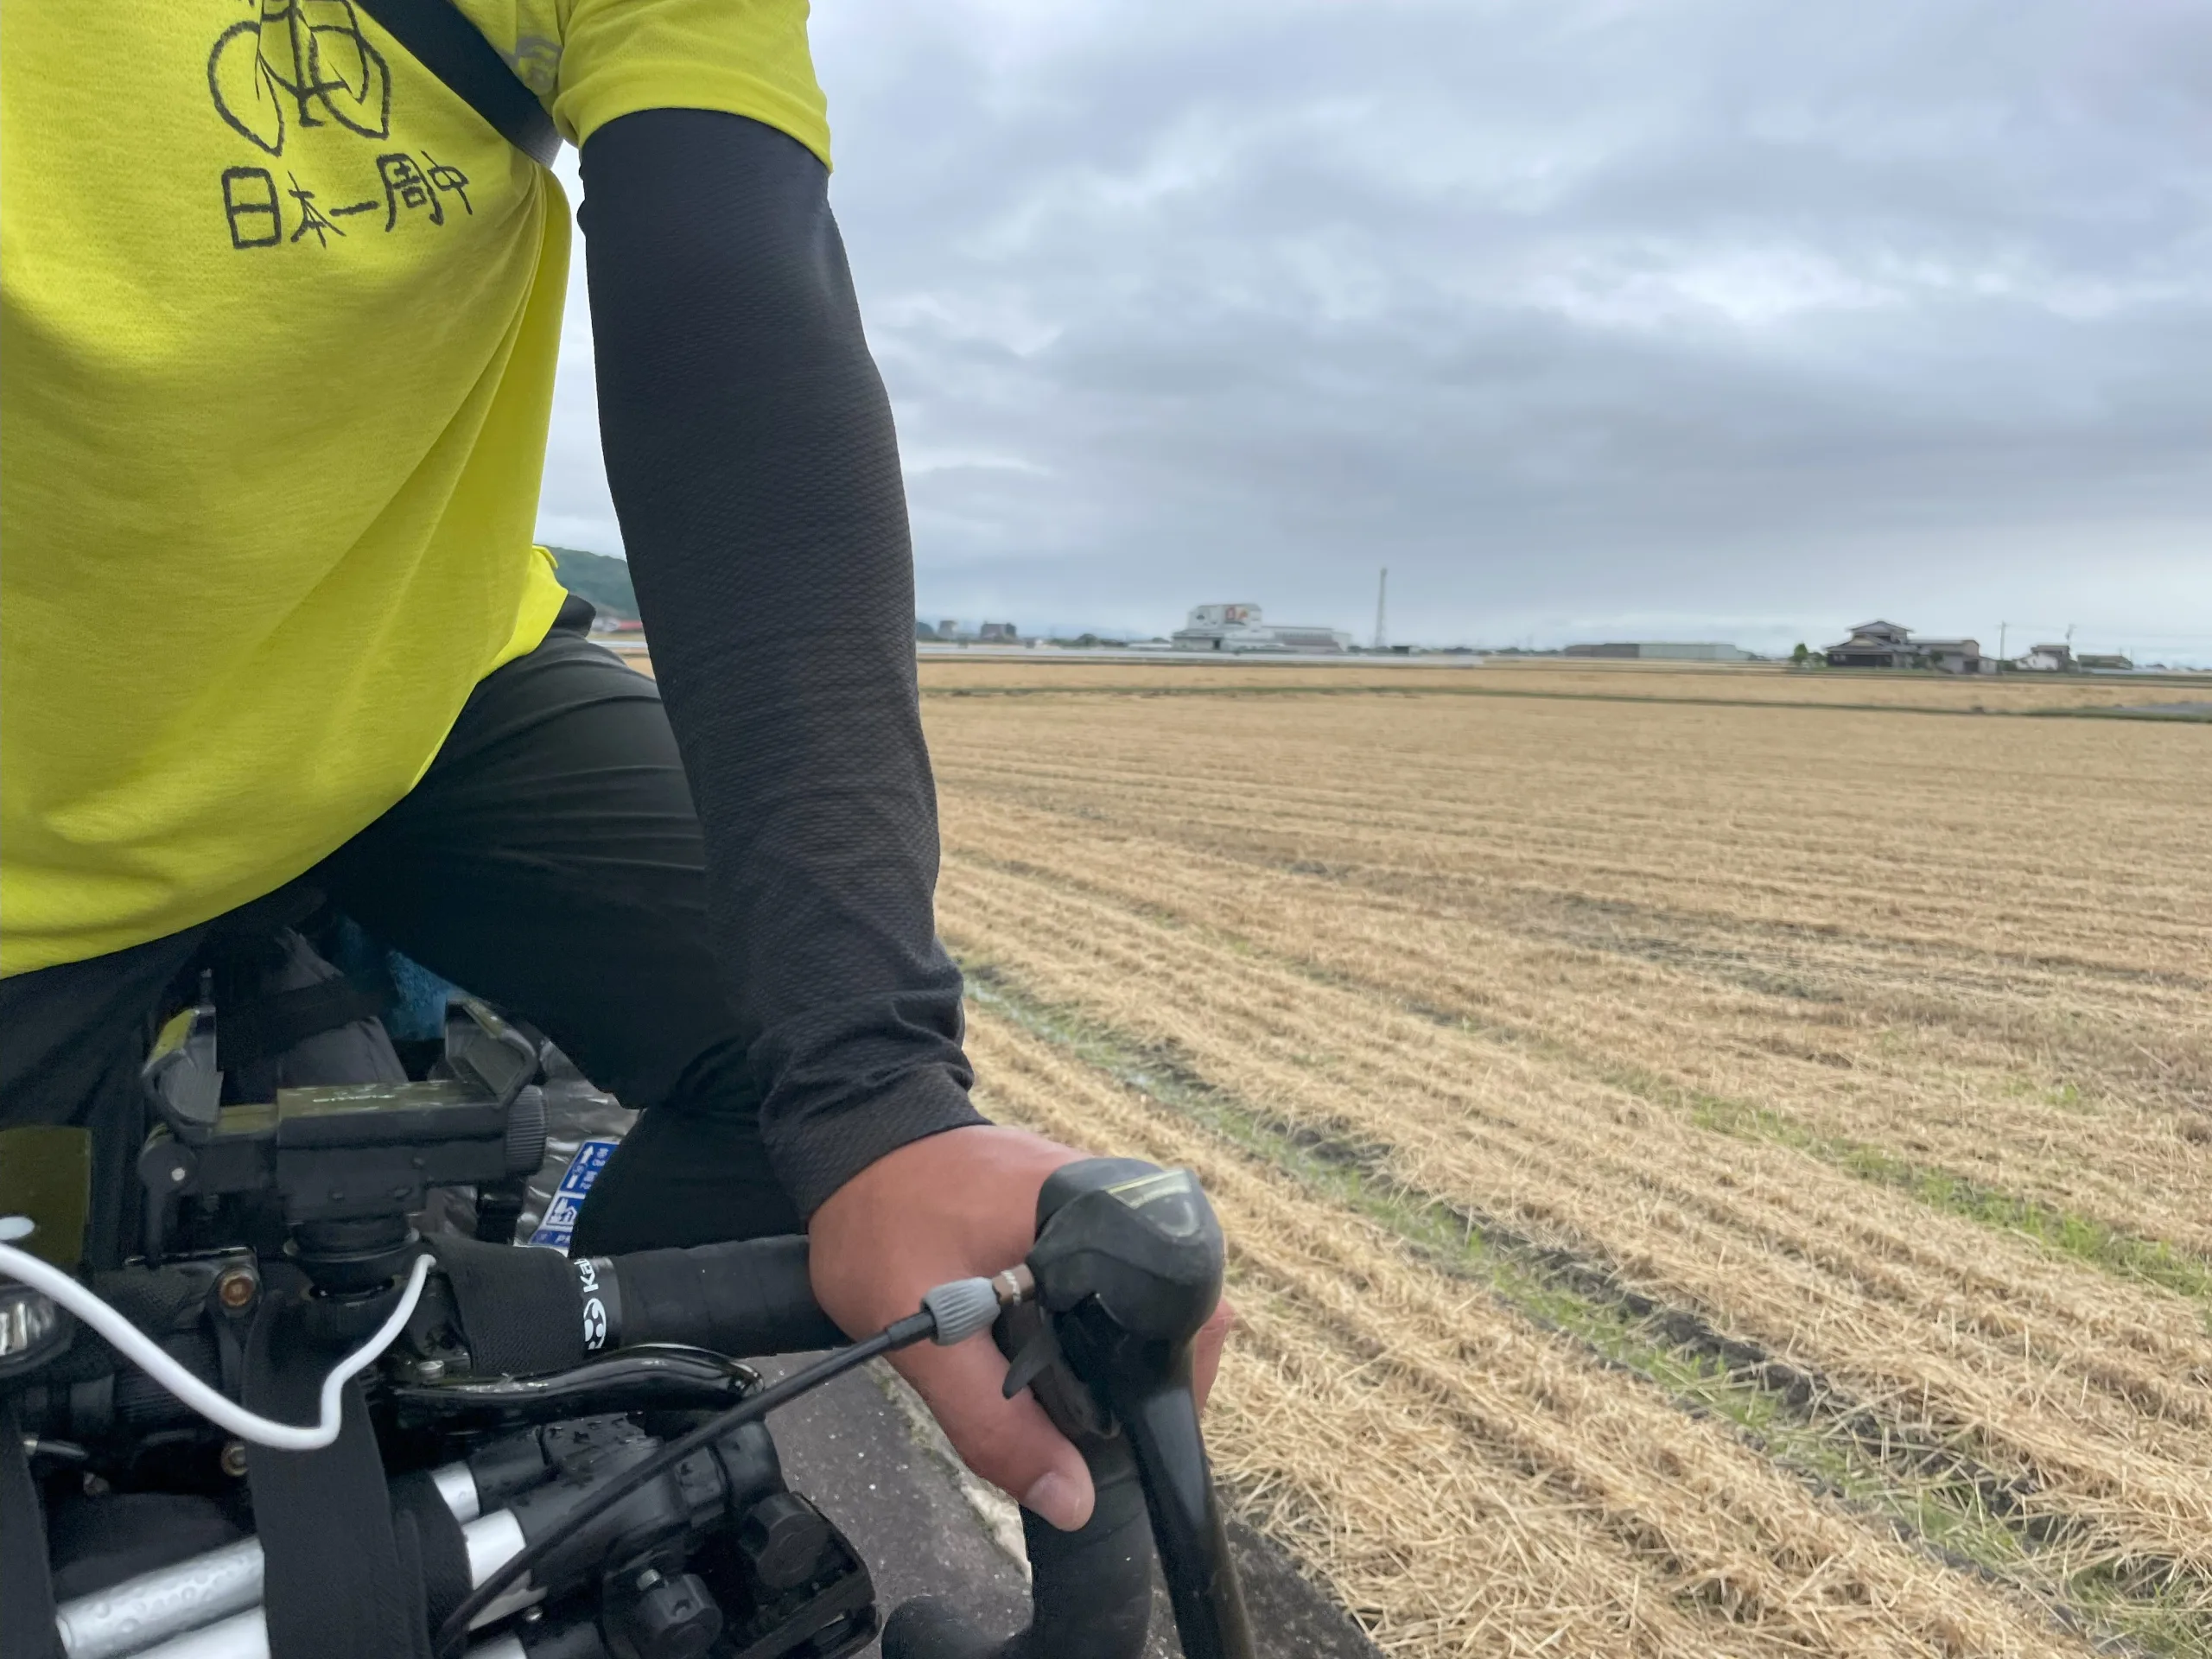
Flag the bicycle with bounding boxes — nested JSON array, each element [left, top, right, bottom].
[[1, 988, 1255, 1659]]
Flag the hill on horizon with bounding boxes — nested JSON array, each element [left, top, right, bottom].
[[542, 545, 638, 621]]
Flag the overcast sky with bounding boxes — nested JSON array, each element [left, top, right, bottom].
[[537, 0, 2212, 659]]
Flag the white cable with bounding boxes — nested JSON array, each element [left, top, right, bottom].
[[0, 1232, 430, 1452]]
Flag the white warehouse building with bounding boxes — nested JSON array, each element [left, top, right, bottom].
[[1171, 603, 1352, 654]]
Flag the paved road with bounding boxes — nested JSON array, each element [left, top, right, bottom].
[[764, 1358, 1056, 1654], [770, 1357, 1383, 1659]]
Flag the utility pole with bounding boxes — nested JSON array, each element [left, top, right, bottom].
[[1998, 621, 2007, 664], [1374, 566, 1389, 652]]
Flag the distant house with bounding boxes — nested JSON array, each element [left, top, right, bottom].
[[976, 621, 1020, 642], [1822, 621, 1915, 669], [2018, 643, 2075, 673], [2076, 652, 2133, 671], [1564, 642, 1751, 662], [1823, 621, 1984, 674], [1171, 603, 1351, 654], [1914, 639, 1982, 674]]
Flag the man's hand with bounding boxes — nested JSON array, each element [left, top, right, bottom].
[[807, 1124, 1233, 1531]]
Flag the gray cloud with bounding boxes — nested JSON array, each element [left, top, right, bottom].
[[539, 0, 2212, 658]]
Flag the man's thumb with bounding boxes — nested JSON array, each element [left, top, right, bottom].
[[1020, 1465, 1090, 1531], [961, 1389, 1096, 1530], [895, 1342, 1096, 1530]]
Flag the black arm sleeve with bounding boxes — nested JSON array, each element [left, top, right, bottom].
[[578, 109, 983, 1218]]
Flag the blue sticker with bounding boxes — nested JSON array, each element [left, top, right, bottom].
[[528, 1136, 621, 1252]]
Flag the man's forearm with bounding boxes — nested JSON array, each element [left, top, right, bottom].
[[579, 109, 981, 1217]]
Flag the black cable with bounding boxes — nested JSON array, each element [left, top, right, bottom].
[[433, 1309, 936, 1656]]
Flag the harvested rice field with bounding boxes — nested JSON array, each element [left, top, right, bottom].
[[918, 658, 2212, 1658]]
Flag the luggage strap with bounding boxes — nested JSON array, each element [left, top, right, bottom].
[[1, 1399, 63, 1659], [216, 976, 388, 1072], [245, 1268, 461, 1659]]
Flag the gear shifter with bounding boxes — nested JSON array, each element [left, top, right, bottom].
[[1023, 1158, 1255, 1659], [883, 1157, 1254, 1659]]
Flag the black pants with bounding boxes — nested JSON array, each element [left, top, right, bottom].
[[0, 607, 798, 1267]]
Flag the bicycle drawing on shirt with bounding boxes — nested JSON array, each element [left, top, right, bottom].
[[207, 0, 391, 158]]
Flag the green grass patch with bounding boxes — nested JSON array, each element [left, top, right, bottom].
[[1657, 1084, 2212, 1309]]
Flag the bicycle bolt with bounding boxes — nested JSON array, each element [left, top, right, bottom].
[[220, 1440, 249, 1478], [216, 1267, 257, 1310], [632, 1568, 664, 1593]]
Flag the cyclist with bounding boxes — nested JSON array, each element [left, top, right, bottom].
[[0, 0, 1228, 1543]]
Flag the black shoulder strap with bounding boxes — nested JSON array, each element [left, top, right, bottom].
[[353, 0, 563, 167]]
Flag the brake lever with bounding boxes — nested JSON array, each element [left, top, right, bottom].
[[882, 1159, 1253, 1659], [1024, 1159, 1256, 1659]]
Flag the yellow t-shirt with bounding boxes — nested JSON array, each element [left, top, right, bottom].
[[0, 2, 830, 976]]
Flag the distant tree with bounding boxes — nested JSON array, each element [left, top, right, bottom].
[[1790, 642, 1810, 665]]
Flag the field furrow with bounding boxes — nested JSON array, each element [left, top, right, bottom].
[[935, 747, 2207, 972]]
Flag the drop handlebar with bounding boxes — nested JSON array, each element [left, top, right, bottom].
[[20, 1159, 1253, 1659], [429, 1159, 1255, 1659]]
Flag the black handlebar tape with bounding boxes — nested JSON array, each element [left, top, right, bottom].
[[880, 1433, 1153, 1659], [589, 1236, 846, 1357], [427, 1235, 591, 1375]]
